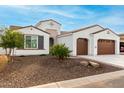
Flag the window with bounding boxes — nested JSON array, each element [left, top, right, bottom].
[[25, 35, 38, 49]]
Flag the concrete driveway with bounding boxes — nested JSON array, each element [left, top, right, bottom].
[[78, 55, 124, 68], [77, 76, 124, 88]]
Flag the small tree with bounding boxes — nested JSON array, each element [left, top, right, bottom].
[[50, 44, 71, 61], [0, 28, 24, 62]]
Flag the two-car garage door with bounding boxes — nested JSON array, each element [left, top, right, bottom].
[[97, 39, 115, 55], [77, 38, 115, 55]]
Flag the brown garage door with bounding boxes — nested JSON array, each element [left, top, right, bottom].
[[98, 39, 115, 55], [77, 38, 88, 55]]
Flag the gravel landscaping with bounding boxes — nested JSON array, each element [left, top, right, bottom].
[[0, 56, 122, 88]]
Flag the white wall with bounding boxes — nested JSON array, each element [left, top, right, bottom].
[[0, 26, 50, 56], [60, 26, 119, 56], [72, 25, 104, 56], [0, 47, 5, 54], [57, 25, 104, 56], [57, 34, 73, 55], [15, 26, 49, 56], [93, 29, 120, 55]]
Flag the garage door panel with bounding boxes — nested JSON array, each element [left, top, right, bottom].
[[77, 38, 88, 55], [98, 39, 115, 55]]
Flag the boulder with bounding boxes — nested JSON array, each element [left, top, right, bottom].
[[89, 61, 100, 68], [80, 61, 89, 66], [0, 55, 8, 62], [0, 55, 8, 71]]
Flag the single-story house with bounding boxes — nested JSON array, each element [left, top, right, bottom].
[[0, 19, 120, 56]]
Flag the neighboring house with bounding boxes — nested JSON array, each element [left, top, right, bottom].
[[0, 19, 120, 56], [119, 34, 124, 52]]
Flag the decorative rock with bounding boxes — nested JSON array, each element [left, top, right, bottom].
[[89, 61, 100, 68], [0, 55, 8, 63], [0, 55, 8, 71], [80, 61, 89, 66]]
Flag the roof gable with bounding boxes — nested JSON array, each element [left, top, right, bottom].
[[36, 19, 61, 27], [59, 24, 104, 36], [16, 25, 50, 34], [91, 28, 119, 37], [70, 24, 104, 33]]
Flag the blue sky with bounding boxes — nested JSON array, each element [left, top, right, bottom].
[[0, 5, 124, 33]]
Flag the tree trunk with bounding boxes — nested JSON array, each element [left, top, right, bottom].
[[11, 48, 15, 62], [8, 48, 12, 62], [5, 48, 7, 55]]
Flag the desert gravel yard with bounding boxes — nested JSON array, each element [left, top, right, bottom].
[[0, 56, 122, 88]]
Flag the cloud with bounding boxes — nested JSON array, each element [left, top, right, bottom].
[[96, 8, 124, 26], [5, 5, 97, 19], [39, 9, 75, 18], [99, 16, 124, 26], [6, 5, 31, 10], [1, 5, 124, 33]]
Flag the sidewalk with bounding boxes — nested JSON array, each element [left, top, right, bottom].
[[77, 76, 124, 88], [30, 70, 124, 88]]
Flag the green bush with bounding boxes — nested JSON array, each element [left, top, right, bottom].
[[50, 44, 71, 61]]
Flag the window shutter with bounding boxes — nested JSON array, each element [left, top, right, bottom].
[[38, 36, 44, 49]]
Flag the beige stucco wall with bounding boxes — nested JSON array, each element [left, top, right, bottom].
[[120, 36, 124, 42], [36, 20, 61, 44], [36, 20, 61, 35]]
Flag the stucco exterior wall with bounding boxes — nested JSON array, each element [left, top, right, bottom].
[[0, 24, 120, 56], [58, 26, 119, 56], [16, 27, 49, 56], [36, 20, 61, 35], [36, 20, 61, 44], [93, 29, 120, 55], [0, 48, 5, 54], [72, 25, 104, 56], [57, 34, 73, 55], [0, 27, 50, 56]]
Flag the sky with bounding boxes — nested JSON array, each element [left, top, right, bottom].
[[0, 5, 124, 33]]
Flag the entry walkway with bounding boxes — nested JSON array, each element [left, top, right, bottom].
[[78, 55, 124, 68]]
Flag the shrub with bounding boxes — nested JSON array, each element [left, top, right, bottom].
[[50, 44, 71, 61]]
